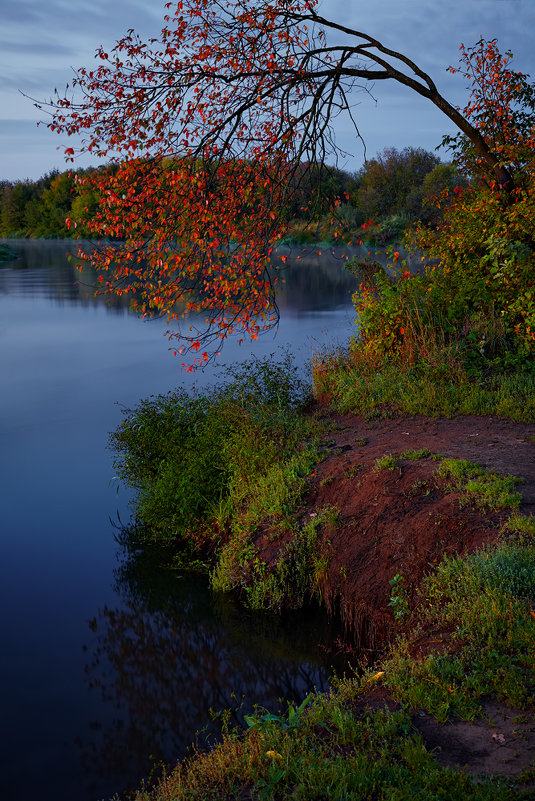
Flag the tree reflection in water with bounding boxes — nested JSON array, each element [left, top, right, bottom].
[[79, 547, 346, 796]]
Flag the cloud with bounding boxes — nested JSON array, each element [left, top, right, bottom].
[[0, 39, 74, 56], [0, 0, 534, 181]]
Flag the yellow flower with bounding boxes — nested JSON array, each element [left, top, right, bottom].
[[265, 750, 283, 760], [366, 671, 385, 683]]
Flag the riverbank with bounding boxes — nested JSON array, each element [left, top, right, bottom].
[[109, 236, 535, 799], [114, 367, 535, 800]]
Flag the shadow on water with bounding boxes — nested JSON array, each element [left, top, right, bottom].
[[78, 544, 353, 799]]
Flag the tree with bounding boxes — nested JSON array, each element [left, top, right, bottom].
[[357, 146, 440, 221], [40, 1, 531, 363]]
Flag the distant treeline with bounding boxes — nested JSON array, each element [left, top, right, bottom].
[[0, 167, 98, 239], [0, 147, 463, 240]]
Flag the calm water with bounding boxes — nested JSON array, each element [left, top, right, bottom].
[[0, 240, 360, 801]]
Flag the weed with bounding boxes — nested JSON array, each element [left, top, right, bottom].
[[374, 453, 397, 471], [344, 464, 361, 479], [436, 458, 522, 510], [389, 573, 410, 620], [244, 694, 313, 732]]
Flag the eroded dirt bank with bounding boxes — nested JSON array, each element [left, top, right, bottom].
[[313, 412, 535, 642], [254, 411, 535, 645], [252, 411, 535, 780]]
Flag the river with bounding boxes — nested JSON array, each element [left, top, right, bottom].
[[0, 239, 361, 801]]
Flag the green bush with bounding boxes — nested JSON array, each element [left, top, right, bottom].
[[110, 355, 313, 552]]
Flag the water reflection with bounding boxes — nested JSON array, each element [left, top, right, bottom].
[[0, 238, 360, 801], [0, 239, 128, 310], [79, 549, 342, 796], [0, 239, 379, 313]]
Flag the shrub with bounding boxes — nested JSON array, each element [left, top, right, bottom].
[[110, 355, 313, 552]]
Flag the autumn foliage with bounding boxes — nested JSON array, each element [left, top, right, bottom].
[[48, 0, 333, 362], [42, 1, 534, 362], [354, 38, 535, 368]]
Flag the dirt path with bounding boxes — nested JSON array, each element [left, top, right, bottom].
[[323, 412, 535, 513]]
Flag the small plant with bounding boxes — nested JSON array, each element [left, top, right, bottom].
[[410, 479, 428, 492], [344, 463, 361, 479], [375, 454, 397, 471], [400, 448, 431, 460], [389, 573, 410, 620], [244, 694, 313, 732]]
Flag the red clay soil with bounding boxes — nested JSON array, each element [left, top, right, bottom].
[[302, 410, 535, 645], [253, 410, 535, 644], [255, 410, 535, 781]]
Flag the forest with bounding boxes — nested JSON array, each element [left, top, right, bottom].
[[0, 146, 461, 243]]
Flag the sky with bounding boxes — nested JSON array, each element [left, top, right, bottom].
[[1, 0, 534, 182]]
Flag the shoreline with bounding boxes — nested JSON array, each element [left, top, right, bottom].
[[121, 399, 535, 801]]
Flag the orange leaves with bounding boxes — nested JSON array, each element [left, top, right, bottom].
[[64, 151, 286, 362], [447, 38, 535, 184]]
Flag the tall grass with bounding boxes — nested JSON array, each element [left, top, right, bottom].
[[110, 355, 316, 554]]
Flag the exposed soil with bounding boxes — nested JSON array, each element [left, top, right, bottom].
[[308, 411, 535, 646], [256, 410, 535, 783]]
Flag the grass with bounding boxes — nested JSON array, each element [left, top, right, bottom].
[[127, 512, 535, 801], [110, 354, 341, 613], [375, 451, 522, 513], [110, 354, 319, 553], [382, 526, 535, 722], [110, 332, 535, 799], [132, 695, 519, 801], [436, 458, 522, 510], [133, 550, 535, 797], [312, 346, 535, 422], [212, 504, 338, 611]]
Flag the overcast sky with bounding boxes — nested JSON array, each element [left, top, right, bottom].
[[1, 0, 534, 181]]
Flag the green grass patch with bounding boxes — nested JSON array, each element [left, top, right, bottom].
[[132, 679, 520, 801], [110, 355, 320, 558], [312, 349, 535, 421], [436, 458, 522, 510], [383, 534, 535, 722], [374, 453, 397, 471]]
